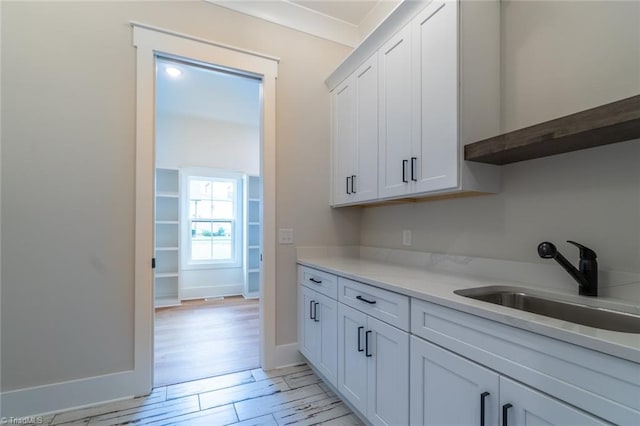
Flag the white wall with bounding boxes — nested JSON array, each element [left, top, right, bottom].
[[1, 0, 358, 396], [156, 113, 260, 176], [156, 113, 258, 295], [361, 1, 640, 298]]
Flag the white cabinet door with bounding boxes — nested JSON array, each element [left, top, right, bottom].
[[378, 25, 413, 199], [316, 292, 338, 387], [352, 54, 379, 203], [367, 316, 410, 426], [337, 303, 369, 415], [500, 377, 609, 426], [411, 0, 459, 194], [299, 286, 320, 364], [410, 336, 499, 426], [332, 77, 356, 206]]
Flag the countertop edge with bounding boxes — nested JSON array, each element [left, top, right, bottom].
[[297, 258, 640, 364]]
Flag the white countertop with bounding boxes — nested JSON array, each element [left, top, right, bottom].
[[297, 255, 640, 363]]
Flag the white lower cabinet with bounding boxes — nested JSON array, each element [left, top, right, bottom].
[[338, 303, 410, 426], [299, 285, 338, 387], [410, 336, 499, 426], [499, 377, 608, 426], [411, 336, 610, 426]]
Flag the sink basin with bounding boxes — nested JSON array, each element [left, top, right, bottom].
[[454, 286, 640, 333]]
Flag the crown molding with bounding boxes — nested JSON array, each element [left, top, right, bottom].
[[204, 0, 361, 47]]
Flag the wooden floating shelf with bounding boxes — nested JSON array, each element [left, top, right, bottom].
[[465, 95, 640, 165]]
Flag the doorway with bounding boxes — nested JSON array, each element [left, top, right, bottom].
[[153, 56, 262, 386], [133, 24, 279, 395]]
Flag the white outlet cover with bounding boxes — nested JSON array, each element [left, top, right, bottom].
[[402, 230, 411, 246], [279, 228, 294, 244]]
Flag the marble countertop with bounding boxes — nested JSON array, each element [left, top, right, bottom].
[[297, 255, 640, 363]]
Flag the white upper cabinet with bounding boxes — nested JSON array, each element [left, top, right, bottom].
[[327, 0, 501, 206], [378, 25, 413, 199], [411, 1, 459, 194], [332, 54, 378, 206]]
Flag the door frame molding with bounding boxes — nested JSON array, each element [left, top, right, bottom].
[[132, 23, 279, 393]]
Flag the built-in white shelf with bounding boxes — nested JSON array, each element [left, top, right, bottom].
[[155, 272, 178, 278], [156, 246, 179, 251], [156, 191, 179, 198], [155, 168, 181, 308], [154, 296, 181, 308], [244, 175, 261, 298]]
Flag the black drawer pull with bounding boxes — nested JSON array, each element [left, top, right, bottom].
[[480, 392, 490, 426], [502, 403, 512, 426], [309, 278, 322, 284], [357, 326, 364, 352], [402, 159, 408, 183], [411, 157, 417, 181], [365, 330, 372, 357], [356, 295, 376, 305], [346, 176, 351, 194], [309, 300, 315, 320]]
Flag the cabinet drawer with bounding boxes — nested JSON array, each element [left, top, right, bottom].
[[338, 277, 409, 331], [298, 266, 338, 299]]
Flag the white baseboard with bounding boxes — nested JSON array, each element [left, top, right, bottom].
[[180, 284, 243, 300], [0, 370, 141, 418], [272, 342, 304, 369]]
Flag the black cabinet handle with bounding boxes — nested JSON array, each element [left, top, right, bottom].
[[402, 159, 408, 183], [356, 295, 376, 305], [313, 302, 320, 322], [309, 300, 315, 320], [309, 278, 322, 284], [357, 326, 364, 352], [411, 157, 417, 181], [346, 176, 351, 194], [351, 175, 356, 194], [502, 403, 512, 426], [365, 330, 372, 357], [480, 392, 490, 426]]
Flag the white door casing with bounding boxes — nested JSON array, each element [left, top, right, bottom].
[[133, 23, 279, 394]]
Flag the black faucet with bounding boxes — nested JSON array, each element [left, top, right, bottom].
[[537, 241, 598, 297]]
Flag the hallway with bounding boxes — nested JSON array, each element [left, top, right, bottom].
[[154, 297, 259, 386]]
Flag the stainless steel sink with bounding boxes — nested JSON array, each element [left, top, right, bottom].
[[454, 286, 640, 333]]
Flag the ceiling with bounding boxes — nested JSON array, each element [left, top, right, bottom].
[[206, 0, 397, 47], [288, 1, 380, 26], [156, 57, 261, 126]]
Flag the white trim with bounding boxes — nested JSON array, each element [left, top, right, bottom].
[[204, 1, 360, 48], [180, 284, 244, 300], [133, 21, 279, 397], [0, 371, 135, 418], [274, 343, 305, 368], [129, 21, 281, 63]]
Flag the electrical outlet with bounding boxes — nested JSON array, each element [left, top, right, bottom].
[[402, 230, 412, 246], [279, 228, 294, 244]]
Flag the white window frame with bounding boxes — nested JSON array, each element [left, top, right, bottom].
[[180, 167, 243, 270]]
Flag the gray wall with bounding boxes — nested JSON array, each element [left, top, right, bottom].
[[1, 1, 358, 392], [361, 1, 640, 280]]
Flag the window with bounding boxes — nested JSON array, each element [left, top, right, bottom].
[[181, 169, 243, 268]]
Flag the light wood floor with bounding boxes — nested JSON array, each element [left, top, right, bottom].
[[45, 364, 362, 425], [154, 297, 260, 386]]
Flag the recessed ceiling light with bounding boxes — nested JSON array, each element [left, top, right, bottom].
[[165, 66, 182, 78]]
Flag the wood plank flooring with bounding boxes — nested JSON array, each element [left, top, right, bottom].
[[45, 364, 362, 426], [154, 297, 260, 386]]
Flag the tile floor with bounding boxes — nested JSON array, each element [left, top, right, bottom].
[[40, 364, 362, 425]]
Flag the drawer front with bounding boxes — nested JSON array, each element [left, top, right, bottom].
[[298, 266, 338, 299], [338, 277, 409, 331]]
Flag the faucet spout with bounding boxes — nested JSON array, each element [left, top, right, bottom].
[[538, 241, 598, 297]]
